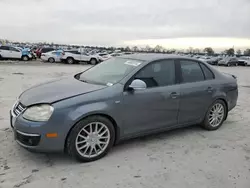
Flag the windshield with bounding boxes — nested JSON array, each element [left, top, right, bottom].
[[79, 58, 143, 85]]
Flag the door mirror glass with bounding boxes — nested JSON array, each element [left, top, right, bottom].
[[129, 79, 147, 90]]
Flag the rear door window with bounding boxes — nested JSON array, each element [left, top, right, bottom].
[[9, 47, 20, 52], [0, 46, 10, 51], [200, 63, 214, 80], [180, 60, 205, 83], [42, 48, 54, 53]]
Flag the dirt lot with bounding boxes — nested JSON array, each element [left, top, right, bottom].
[[0, 61, 250, 188]]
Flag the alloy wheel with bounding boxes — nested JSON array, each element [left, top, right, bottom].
[[67, 58, 74, 64], [75, 122, 110, 158], [208, 103, 225, 127], [49, 58, 55, 63]]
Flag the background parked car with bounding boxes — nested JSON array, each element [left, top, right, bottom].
[[41, 50, 64, 63], [0, 45, 32, 61], [218, 57, 239, 66], [61, 49, 100, 65], [97, 53, 112, 62], [206, 57, 222, 65], [238, 57, 250, 66], [36, 47, 54, 58]]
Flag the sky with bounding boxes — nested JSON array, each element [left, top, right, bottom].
[[0, 0, 250, 50]]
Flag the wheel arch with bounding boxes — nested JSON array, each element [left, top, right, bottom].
[[216, 98, 228, 120], [67, 56, 74, 60], [64, 113, 120, 152], [48, 57, 55, 61]]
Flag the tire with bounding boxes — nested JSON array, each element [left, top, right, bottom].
[[66, 115, 115, 162], [67, 57, 74, 64], [48, 57, 55, 63], [227, 63, 231, 67], [90, 58, 97, 65], [22, 55, 29, 61], [201, 100, 227, 131]]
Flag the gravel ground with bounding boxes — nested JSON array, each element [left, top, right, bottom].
[[0, 61, 250, 188]]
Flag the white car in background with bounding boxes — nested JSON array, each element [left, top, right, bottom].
[[238, 57, 250, 66], [61, 49, 100, 65], [0, 46, 32, 61], [97, 53, 112, 62], [41, 50, 64, 63], [110, 52, 123, 57]]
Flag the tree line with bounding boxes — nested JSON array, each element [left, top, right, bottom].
[[1, 39, 250, 56]]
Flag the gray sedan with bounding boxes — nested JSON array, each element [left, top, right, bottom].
[[10, 54, 238, 162]]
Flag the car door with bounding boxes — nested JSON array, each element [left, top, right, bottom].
[[177, 59, 215, 124], [0, 46, 11, 58], [122, 59, 180, 136], [9, 47, 22, 59], [81, 52, 91, 61]]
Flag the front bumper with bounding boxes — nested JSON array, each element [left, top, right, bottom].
[[10, 110, 66, 153]]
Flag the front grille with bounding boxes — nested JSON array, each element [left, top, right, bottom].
[[15, 131, 41, 146], [13, 102, 26, 117]]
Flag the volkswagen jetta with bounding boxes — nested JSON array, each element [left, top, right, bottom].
[[10, 54, 238, 162]]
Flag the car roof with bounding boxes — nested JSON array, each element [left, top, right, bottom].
[[118, 53, 197, 62]]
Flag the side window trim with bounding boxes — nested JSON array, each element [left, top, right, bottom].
[[124, 59, 178, 91], [198, 62, 206, 80]]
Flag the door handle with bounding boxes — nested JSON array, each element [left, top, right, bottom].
[[207, 87, 213, 93], [170, 92, 179, 99]]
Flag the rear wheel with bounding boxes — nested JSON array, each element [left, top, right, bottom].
[[48, 57, 55, 63], [22, 55, 29, 61], [67, 57, 74, 64], [67, 116, 115, 162], [201, 100, 227, 130]]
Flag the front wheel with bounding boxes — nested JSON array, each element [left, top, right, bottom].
[[66, 116, 115, 162], [67, 57, 74, 64], [90, 58, 97, 65], [48, 57, 55, 63], [201, 100, 227, 130]]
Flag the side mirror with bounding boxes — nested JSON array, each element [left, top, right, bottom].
[[128, 79, 147, 91]]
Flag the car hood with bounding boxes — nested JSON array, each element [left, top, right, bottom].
[[19, 77, 107, 106]]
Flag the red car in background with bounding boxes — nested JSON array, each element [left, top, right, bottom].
[[35, 47, 54, 58]]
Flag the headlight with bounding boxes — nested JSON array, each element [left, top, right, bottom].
[[23, 104, 54, 122]]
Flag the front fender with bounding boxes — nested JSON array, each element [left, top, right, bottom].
[[68, 102, 115, 123]]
